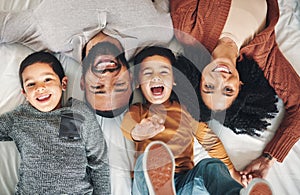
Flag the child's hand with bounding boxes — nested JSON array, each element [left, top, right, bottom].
[[131, 114, 165, 141], [241, 173, 253, 187], [230, 168, 252, 187]]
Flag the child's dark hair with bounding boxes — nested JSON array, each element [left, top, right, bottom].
[[82, 41, 129, 76], [175, 53, 278, 136], [133, 46, 178, 102], [19, 51, 65, 89], [134, 46, 176, 77]]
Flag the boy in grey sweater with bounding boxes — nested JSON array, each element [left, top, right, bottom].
[[0, 51, 110, 194]]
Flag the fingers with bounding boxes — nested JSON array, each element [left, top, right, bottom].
[[141, 115, 164, 130], [240, 173, 253, 187], [148, 114, 165, 133], [133, 115, 165, 140], [241, 174, 248, 187], [150, 114, 165, 125]]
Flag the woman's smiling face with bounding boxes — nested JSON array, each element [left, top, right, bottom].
[[200, 58, 241, 111], [138, 55, 174, 104]]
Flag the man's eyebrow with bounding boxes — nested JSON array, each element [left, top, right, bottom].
[[114, 87, 128, 93]]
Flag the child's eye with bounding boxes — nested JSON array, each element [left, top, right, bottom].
[[143, 71, 152, 76], [160, 70, 169, 75], [45, 78, 53, 82], [26, 83, 35, 87]]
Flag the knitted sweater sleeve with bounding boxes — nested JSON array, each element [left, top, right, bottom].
[[240, 0, 300, 162], [260, 44, 300, 162], [121, 104, 142, 141], [0, 110, 14, 141], [73, 100, 111, 194]]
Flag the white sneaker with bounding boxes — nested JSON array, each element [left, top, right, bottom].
[[143, 141, 176, 195], [240, 178, 273, 195]]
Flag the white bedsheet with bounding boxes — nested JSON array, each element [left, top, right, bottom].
[[0, 0, 299, 194]]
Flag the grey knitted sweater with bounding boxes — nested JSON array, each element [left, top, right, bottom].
[[0, 98, 110, 194]]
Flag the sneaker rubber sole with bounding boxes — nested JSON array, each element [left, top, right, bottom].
[[143, 141, 176, 195], [240, 178, 273, 195]]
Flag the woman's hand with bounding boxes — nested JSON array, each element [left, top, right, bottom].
[[131, 114, 165, 141], [240, 154, 276, 179]]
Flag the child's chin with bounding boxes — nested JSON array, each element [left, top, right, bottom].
[[149, 98, 167, 105]]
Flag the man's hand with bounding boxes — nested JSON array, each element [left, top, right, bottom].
[[131, 114, 165, 141]]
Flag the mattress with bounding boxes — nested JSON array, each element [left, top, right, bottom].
[[0, 0, 299, 194]]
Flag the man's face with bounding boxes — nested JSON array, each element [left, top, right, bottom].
[[81, 54, 132, 111]]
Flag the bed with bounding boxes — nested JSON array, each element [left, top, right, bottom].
[[0, 0, 299, 194]]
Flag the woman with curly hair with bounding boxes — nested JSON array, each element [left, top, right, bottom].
[[171, 0, 300, 179], [174, 53, 278, 137]]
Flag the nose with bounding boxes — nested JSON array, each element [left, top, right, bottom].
[[211, 72, 231, 86], [151, 76, 162, 82], [35, 83, 46, 92]]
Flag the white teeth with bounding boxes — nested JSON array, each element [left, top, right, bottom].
[[214, 67, 229, 73], [96, 61, 116, 68], [151, 85, 163, 88], [213, 65, 231, 73], [37, 94, 50, 101]]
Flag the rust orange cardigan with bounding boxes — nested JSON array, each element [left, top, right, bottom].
[[171, 0, 300, 162]]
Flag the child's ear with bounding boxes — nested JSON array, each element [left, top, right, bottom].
[[135, 79, 140, 89], [21, 89, 25, 95], [61, 76, 68, 91], [21, 89, 28, 101], [80, 76, 85, 90]]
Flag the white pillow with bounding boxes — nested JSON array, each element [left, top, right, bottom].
[[0, 43, 32, 195], [0, 43, 32, 114], [0, 0, 42, 11]]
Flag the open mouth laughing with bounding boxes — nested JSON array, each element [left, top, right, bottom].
[[92, 60, 121, 75], [150, 85, 164, 96]]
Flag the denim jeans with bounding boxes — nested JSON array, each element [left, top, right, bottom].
[[132, 155, 242, 195]]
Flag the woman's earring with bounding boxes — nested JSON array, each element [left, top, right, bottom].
[[173, 82, 177, 86]]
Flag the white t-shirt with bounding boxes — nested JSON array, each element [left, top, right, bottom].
[[96, 112, 135, 195], [220, 0, 267, 51]]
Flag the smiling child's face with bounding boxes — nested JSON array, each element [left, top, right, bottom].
[[138, 55, 174, 104], [21, 62, 67, 112]]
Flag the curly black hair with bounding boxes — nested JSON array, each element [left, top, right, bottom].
[[174, 48, 278, 136]]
